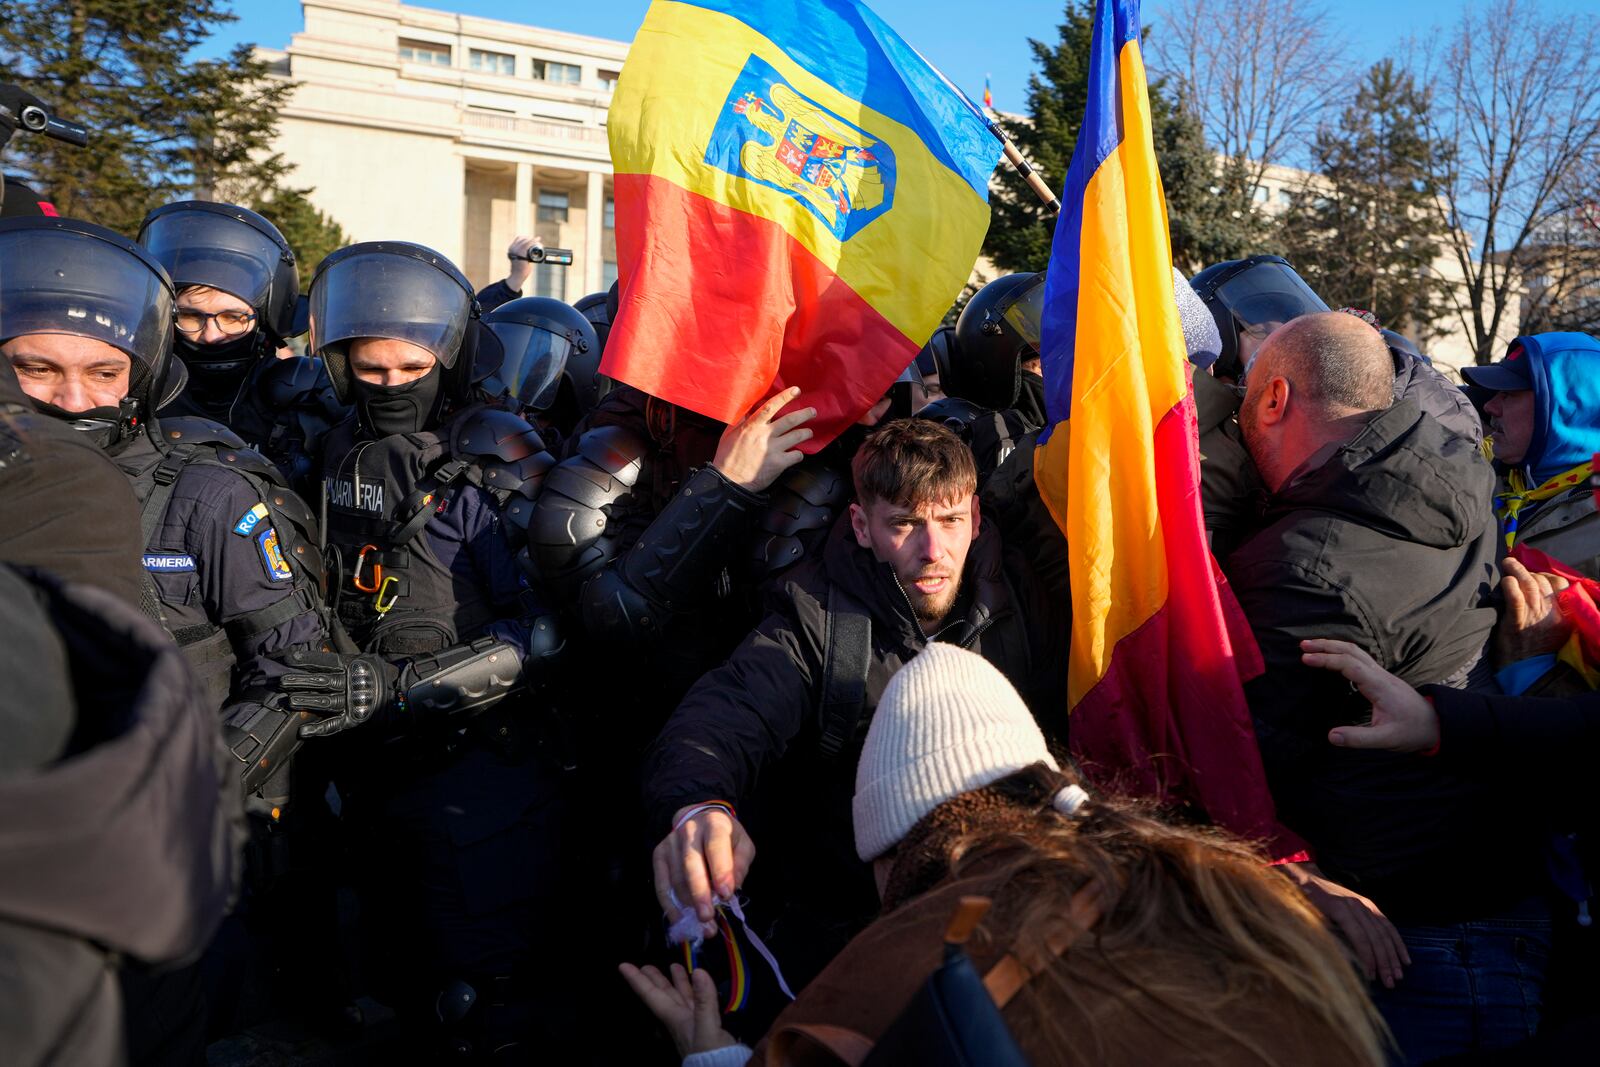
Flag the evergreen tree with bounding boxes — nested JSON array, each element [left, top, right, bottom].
[[1277, 60, 1453, 341], [250, 187, 349, 278], [0, 1, 294, 235], [984, 2, 1258, 275]]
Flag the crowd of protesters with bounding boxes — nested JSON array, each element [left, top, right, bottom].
[[4, 75, 1600, 1067]]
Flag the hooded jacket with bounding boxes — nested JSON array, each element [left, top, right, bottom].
[[0, 568, 243, 1066], [1223, 400, 1533, 921], [1496, 332, 1600, 577]]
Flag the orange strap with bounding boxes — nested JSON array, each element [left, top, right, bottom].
[[981, 884, 1104, 1008]]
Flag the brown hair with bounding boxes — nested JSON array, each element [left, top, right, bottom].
[[850, 417, 977, 509], [881, 763, 1389, 1066]]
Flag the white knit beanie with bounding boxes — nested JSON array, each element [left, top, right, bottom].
[[853, 644, 1059, 862]]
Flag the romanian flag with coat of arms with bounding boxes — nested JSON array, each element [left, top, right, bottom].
[[604, 0, 1000, 447], [1033, 0, 1304, 858]]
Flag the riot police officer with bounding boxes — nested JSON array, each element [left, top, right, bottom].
[[138, 200, 346, 493], [276, 241, 569, 1060], [0, 214, 333, 1061], [918, 272, 1049, 476], [1189, 254, 1331, 382], [482, 294, 600, 448]]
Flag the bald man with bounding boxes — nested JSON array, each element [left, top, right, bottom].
[[1225, 312, 1548, 1060]]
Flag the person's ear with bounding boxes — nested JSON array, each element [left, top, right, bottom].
[[1259, 376, 1291, 427], [850, 502, 871, 549], [969, 493, 981, 536]]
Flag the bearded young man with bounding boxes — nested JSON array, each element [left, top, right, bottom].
[[640, 417, 1066, 1004]]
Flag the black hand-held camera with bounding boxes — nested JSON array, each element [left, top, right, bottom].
[[510, 245, 575, 266], [0, 85, 90, 147]]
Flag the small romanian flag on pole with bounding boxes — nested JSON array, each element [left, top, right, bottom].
[[604, 0, 1000, 448], [983, 74, 993, 110], [1033, 0, 1302, 857]]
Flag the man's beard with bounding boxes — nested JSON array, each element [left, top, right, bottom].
[[1237, 398, 1279, 491], [902, 567, 962, 626]]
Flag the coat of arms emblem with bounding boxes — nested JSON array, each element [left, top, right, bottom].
[[706, 55, 896, 241]]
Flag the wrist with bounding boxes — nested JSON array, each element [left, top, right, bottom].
[[673, 799, 736, 832]]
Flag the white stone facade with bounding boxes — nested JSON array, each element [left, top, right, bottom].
[[260, 0, 626, 300]]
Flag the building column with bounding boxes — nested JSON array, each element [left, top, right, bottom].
[[584, 170, 605, 295], [515, 161, 534, 240]]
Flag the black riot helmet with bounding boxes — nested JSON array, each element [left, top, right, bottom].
[[137, 200, 304, 344], [1190, 255, 1329, 381], [569, 287, 617, 413], [952, 273, 1045, 411], [0, 215, 182, 447], [308, 241, 487, 413], [482, 297, 598, 414]]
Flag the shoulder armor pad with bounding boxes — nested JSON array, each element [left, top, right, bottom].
[[527, 424, 651, 598], [452, 407, 557, 535], [158, 415, 247, 450], [916, 396, 991, 437], [454, 405, 551, 466], [749, 459, 850, 580]]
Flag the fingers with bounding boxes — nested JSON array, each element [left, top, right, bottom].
[[1328, 722, 1401, 749], [298, 717, 342, 740], [702, 815, 737, 900], [1501, 568, 1529, 626], [676, 821, 716, 922], [731, 826, 756, 889], [690, 966, 725, 1043], [652, 837, 678, 915], [769, 405, 819, 435], [752, 386, 803, 423], [1331, 899, 1382, 984], [1360, 902, 1406, 989]]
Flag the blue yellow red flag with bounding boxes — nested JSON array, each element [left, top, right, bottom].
[[603, 0, 1000, 446], [1032, 0, 1300, 856], [983, 75, 993, 110]]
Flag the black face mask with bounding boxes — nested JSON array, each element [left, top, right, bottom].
[[350, 363, 443, 438], [175, 331, 259, 373], [30, 397, 128, 451]]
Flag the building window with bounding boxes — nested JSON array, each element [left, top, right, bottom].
[[538, 190, 569, 224], [603, 260, 619, 290], [599, 69, 622, 92], [398, 39, 451, 67], [1253, 184, 1271, 204], [534, 263, 564, 298], [469, 49, 515, 76], [531, 59, 582, 86], [1279, 187, 1294, 206], [603, 197, 614, 230]]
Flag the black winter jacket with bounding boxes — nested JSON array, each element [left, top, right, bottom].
[[1223, 400, 1536, 920], [0, 568, 242, 1066], [642, 512, 1066, 921]]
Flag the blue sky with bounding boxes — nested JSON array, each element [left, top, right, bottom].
[[209, 0, 1592, 116]]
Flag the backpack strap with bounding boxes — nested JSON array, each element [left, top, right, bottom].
[[770, 1024, 876, 1067], [817, 583, 872, 759]]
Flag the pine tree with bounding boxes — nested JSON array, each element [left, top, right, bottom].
[[0, 1, 294, 235], [251, 187, 349, 278], [1277, 60, 1453, 341], [983, 1, 1257, 275]]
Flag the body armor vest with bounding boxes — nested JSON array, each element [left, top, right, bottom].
[[125, 417, 328, 709], [320, 404, 552, 657]]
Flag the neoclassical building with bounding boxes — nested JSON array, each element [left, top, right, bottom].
[[260, 0, 626, 299]]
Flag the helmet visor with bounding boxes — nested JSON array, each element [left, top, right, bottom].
[[140, 208, 281, 309], [1000, 273, 1045, 352], [0, 226, 173, 374], [484, 320, 572, 412], [310, 251, 469, 369], [1215, 261, 1329, 335]]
